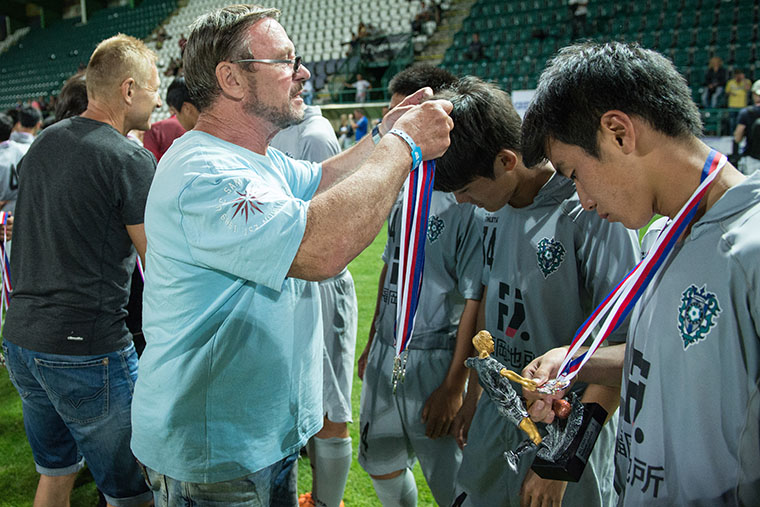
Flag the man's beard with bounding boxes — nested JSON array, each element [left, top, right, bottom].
[[244, 80, 304, 130]]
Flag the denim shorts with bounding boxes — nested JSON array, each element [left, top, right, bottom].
[[142, 453, 299, 507], [2, 340, 152, 507]]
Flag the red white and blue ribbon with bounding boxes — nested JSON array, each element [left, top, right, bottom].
[[0, 211, 12, 325], [136, 256, 145, 282], [393, 159, 435, 390], [540, 150, 727, 394]]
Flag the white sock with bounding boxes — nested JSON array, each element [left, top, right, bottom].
[[371, 468, 418, 507], [310, 436, 352, 507]]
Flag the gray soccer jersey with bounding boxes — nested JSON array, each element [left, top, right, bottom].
[[359, 190, 483, 505], [271, 105, 357, 423], [457, 174, 640, 507], [270, 105, 341, 162], [374, 191, 483, 350], [615, 173, 760, 505]]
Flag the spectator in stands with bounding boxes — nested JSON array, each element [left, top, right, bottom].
[[349, 73, 371, 102], [733, 79, 760, 174], [10, 105, 41, 147], [726, 68, 752, 132], [2, 33, 159, 507], [701, 56, 727, 108], [568, 0, 589, 38], [303, 78, 314, 105], [337, 113, 354, 149], [412, 1, 435, 34], [155, 25, 169, 49], [55, 72, 88, 121], [465, 32, 485, 61], [128, 5, 453, 505], [351, 108, 369, 142], [143, 77, 198, 161], [725, 68, 751, 109]]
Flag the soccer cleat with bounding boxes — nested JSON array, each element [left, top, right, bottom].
[[298, 492, 344, 507]]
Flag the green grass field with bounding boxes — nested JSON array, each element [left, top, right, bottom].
[[0, 225, 432, 507]]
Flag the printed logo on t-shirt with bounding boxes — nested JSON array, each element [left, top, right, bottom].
[[427, 214, 444, 242], [536, 237, 565, 278], [230, 190, 264, 222], [217, 179, 276, 234], [677, 284, 721, 350]]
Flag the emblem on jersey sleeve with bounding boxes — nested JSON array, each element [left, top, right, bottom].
[[536, 237, 566, 278], [677, 284, 721, 350], [230, 191, 264, 223], [427, 215, 445, 243]]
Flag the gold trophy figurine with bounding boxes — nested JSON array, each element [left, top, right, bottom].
[[466, 330, 542, 445]]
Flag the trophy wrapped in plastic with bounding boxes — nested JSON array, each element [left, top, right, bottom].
[[465, 331, 607, 482]]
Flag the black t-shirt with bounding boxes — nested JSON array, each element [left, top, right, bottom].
[[737, 105, 760, 159], [3, 117, 156, 355]]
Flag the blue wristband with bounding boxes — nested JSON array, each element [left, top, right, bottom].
[[388, 128, 423, 169]]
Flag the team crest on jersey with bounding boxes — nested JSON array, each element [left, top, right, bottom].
[[427, 215, 444, 243], [536, 237, 565, 278], [677, 284, 721, 350]]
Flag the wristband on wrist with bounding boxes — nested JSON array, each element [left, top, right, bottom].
[[388, 128, 422, 169]]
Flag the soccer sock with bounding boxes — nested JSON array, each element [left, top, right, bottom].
[[371, 468, 418, 507], [311, 436, 352, 507]]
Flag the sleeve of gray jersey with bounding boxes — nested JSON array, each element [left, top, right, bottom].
[[299, 117, 341, 163], [575, 213, 641, 343]]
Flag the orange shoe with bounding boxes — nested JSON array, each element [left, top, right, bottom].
[[298, 492, 344, 507], [298, 492, 315, 507]]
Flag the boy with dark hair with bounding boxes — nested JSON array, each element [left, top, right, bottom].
[[434, 76, 639, 507], [143, 77, 197, 161], [10, 105, 42, 147], [357, 65, 483, 506], [0, 113, 13, 141], [522, 41, 760, 505], [164, 76, 200, 131]]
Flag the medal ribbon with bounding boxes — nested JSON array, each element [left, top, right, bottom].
[[554, 150, 726, 385], [394, 160, 435, 368], [0, 211, 12, 325]]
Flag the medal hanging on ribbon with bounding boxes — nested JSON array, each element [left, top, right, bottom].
[[539, 150, 727, 395], [393, 159, 435, 392], [0, 211, 12, 327]]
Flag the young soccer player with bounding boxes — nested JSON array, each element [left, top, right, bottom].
[[521, 41, 760, 505], [434, 76, 640, 507], [357, 65, 483, 506]]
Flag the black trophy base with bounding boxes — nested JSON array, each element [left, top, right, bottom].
[[531, 402, 608, 482]]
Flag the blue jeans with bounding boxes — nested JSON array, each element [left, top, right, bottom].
[[2, 340, 152, 507], [143, 453, 299, 506]]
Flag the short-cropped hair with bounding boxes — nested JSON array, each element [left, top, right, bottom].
[[183, 4, 280, 111], [166, 76, 194, 112], [17, 105, 42, 128], [522, 41, 702, 167], [434, 76, 522, 192], [0, 113, 13, 141], [86, 33, 157, 100], [388, 64, 457, 97]]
